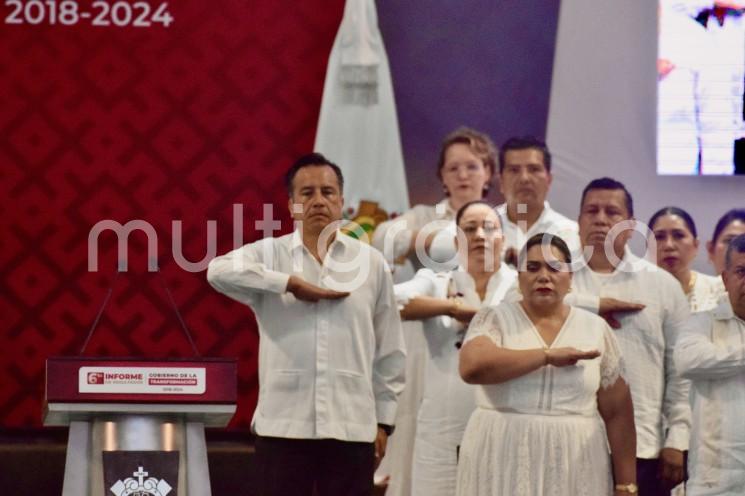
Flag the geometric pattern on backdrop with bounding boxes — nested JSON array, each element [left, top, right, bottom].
[[0, 0, 344, 427]]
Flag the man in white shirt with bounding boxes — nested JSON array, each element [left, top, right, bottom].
[[207, 153, 406, 496], [675, 233, 745, 495], [700, 3, 745, 175], [658, 0, 713, 174], [495, 136, 580, 263], [571, 177, 692, 495]]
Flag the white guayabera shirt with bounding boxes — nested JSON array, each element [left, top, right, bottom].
[[568, 251, 692, 458], [207, 230, 406, 443], [675, 299, 745, 496], [495, 201, 580, 257]]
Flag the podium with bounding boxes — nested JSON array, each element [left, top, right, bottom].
[[44, 356, 237, 496]]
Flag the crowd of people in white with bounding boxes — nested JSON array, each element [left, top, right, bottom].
[[207, 128, 745, 496]]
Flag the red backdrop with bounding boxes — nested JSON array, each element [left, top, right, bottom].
[[0, 0, 344, 427]]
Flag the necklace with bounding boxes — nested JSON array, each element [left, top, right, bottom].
[[684, 271, 697, 295]]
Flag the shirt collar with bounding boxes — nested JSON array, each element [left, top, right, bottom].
[[583, 245, 656, 275], [436, 199, 456, 219], [290, 228, 349, 255], [451, 264, 517, 305], [712, 296, 737, 321], [496, 201, 551, 227]]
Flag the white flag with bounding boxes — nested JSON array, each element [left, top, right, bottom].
[[314, 0, 409, 216]]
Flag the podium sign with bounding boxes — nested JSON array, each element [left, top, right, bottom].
[[80, 366, 206, 395], [44, 357, 237, 496]]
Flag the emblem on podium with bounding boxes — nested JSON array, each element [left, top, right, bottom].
[[110, 465, 172, 496], [103, 451, 179, 496]]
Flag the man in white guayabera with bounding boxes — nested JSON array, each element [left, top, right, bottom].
[[568, 177, 692, 495], [207, 153, 406, 496], [495, 136, 579, 264], [675, 233, 745, 496]]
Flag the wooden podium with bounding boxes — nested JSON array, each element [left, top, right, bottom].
[[44, 356, 237, 496]]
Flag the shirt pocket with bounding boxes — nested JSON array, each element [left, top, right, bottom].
[[617, 305, 663, 353], [261, 369, 308, 421], [333, 369, 375, 425]]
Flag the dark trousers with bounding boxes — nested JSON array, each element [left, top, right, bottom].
[[254, 435, 375, 496], [636, 456, 688, 495]]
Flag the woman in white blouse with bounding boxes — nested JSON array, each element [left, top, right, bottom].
[[649, 206, 722, 312], [457, 233, 637, 496], [372, 127, 497, 269], [394, 200, 516, 496]]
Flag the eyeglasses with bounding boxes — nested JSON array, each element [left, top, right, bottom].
[[442, 162, 484, 175]]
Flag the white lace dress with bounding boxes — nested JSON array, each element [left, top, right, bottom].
[[455, 302, 625, 496]]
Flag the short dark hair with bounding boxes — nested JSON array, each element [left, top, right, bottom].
[[711, 209, 745, 244], [436, 127, 497, 198], [498, 136, 552, 173], [649, 206, 697, 238], [725, 233, 745, 270], [519, 232, 573, 267], [284, 153, 344, 196], [580, 177, 634, 217], [455, 200, 496, 227]]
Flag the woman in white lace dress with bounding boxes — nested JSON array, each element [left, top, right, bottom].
[[371, 128, 497, 495], [649, 206, 723, 313], [456, 234, 637, 496], [394, 201, 516, 496]]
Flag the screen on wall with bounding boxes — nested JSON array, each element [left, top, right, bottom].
[[657, 2, 745, 175]]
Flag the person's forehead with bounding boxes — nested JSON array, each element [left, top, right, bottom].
[[294, 165, 339, 185], [584, 188, 626, 206], [503, 148, 545, 166], [720, 220, 745, 238], [730, 250, 745, 265], [526, 243, 562, 260], [445, 142, 478, 159], [460, 205, 497, 222], [653, 215, 687, 231]]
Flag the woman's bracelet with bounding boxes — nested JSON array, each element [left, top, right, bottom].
[[449, 298, 461, 317]]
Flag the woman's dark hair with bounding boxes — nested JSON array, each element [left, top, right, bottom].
[[711, 209, 745, 244], [648, 206, 697, 238], [519, 233, 572, 267], [455, 200, 495, 227], [436, 127, 497, 198]]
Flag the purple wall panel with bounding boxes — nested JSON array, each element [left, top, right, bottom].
[[377, 0, 562, 205]]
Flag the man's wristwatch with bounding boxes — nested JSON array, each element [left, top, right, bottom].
[[615, 483, 638, 494], [377, 423, 394, 436]]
